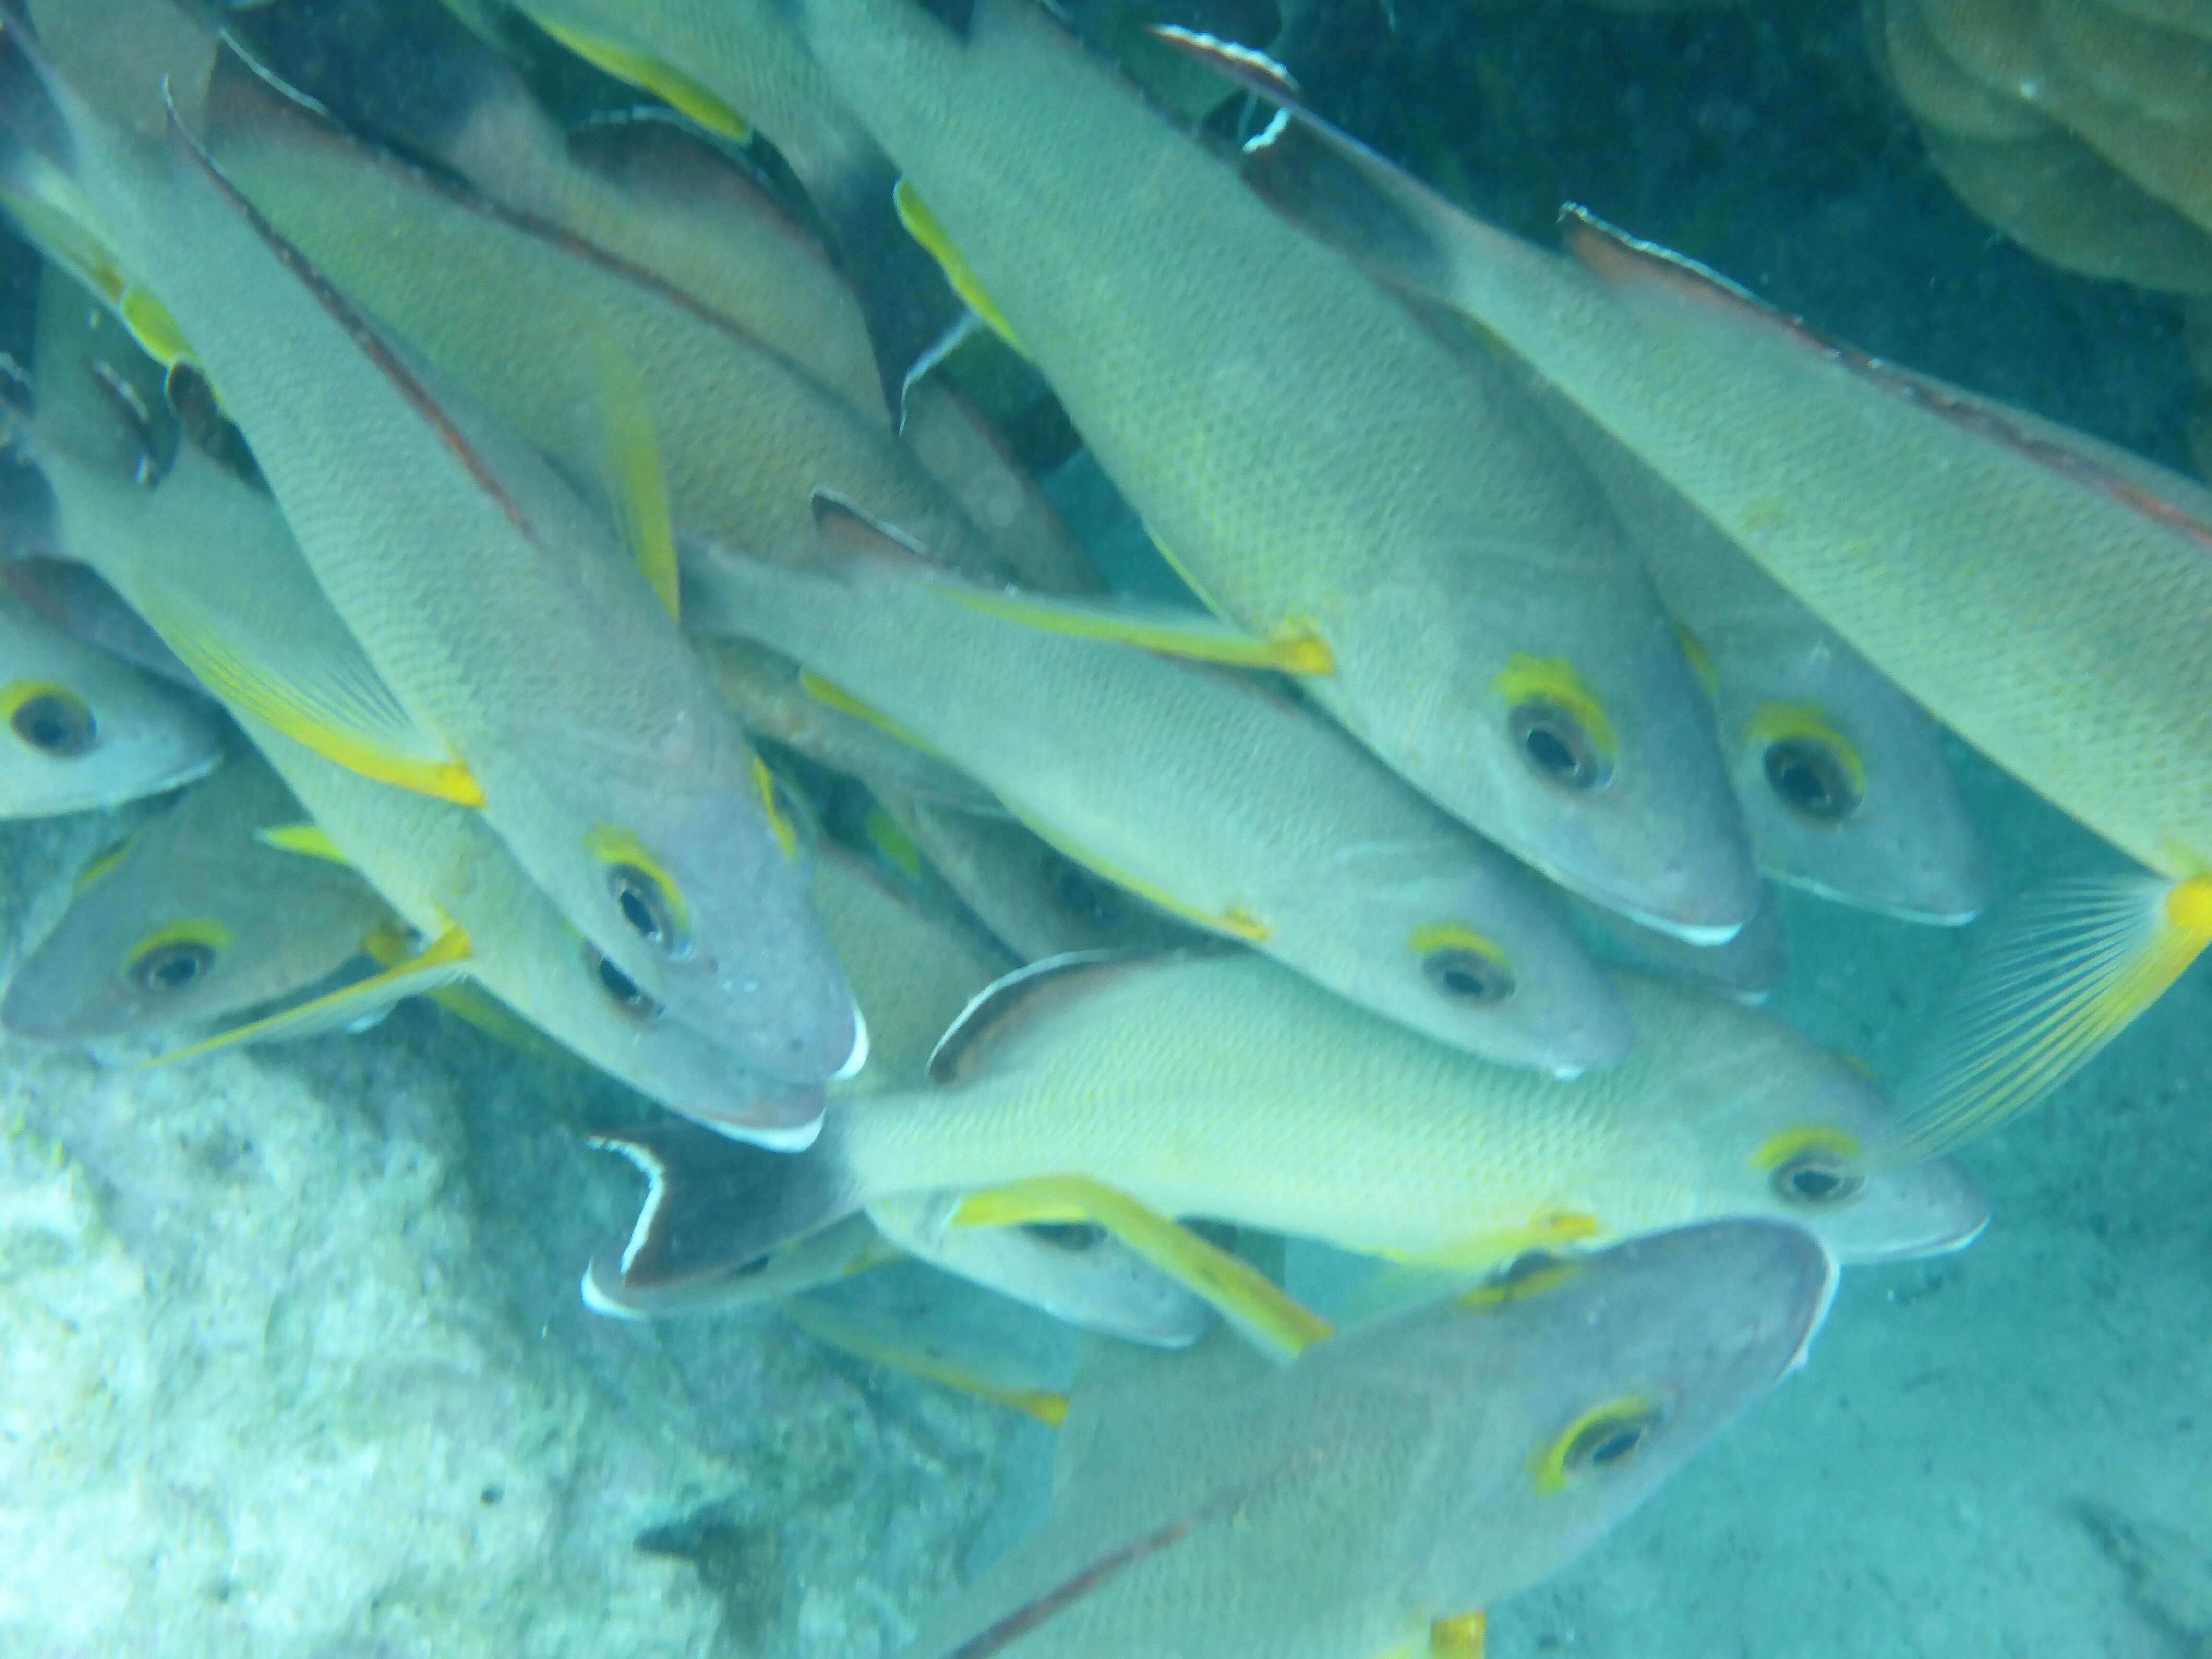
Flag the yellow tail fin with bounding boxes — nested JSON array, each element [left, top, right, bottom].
[[1879, 872, 2212, 1165]]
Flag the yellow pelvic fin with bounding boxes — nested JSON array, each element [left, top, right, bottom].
[[955, 1176, 1334, 1363], [1672, 622, 1718, 702], [797, 669, 947, 757], [149, 924, 473, 1065], [937, 582, 1334, 676], [595, 340, 680, 623], [532, 21, 753, 143], [750, 754, 803, 861], [255, 821, 351, 865], [1882, 872, 2212, 1166], [141, 590, 481, 805], [864, 805, 926, 880], [355, 927, 561, 1062], [893, 178, 1025, 353], [782, 1297, 1070, 1427], [1016, 814, 1269, 941], [72, 834, 138, 894], [1430, 1610, 1488, 1659]]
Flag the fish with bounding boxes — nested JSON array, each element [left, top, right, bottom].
[[471, 0, 969, 412], [585, 952, 1986, 1339], [0, 26, 862, 1082], [18, 392, 826, 1144], [0, 591, 222, 817], [1160, 27, 2212, 1160], [193, 42, 1005, 578], [686, 506, 1634, 1073], [900, 1219, 1836, 1659], [0, 750, 394, 1042], [1551, 393, 1993, 926], [771, 0, 1759, 943], [1570, 882, 1790, 1004], [873, 794, 1200, 963]]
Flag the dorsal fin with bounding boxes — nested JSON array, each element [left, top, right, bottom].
[[926, 949, 1141, 1085]]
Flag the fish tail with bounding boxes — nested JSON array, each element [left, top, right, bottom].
[[1874, 872, 2212, 1166], [580, 1116, 863, 1319]]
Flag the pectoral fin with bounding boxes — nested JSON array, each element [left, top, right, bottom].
[[136, 585, 482, 805], [596, 341, 680, 623], [935, 584, 1334, 675], [149, 923, 473, 1064], [894, 177, 1024, 353], [255, 821, 350, 864], [951, 1175, 1333, 1363]]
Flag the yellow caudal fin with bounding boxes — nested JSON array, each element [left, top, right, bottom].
[[356, 923, 574, 1063], [782, 1296, 1070, 1426], [531, 20, 753, 144], [952, 1176, 1334, 1363], [139, 589, 481, 805], [596, 342, 680, 623], [148, 924, 474, 1065], [935, 583, 1335, 676], [893, 178, 1023, 353], [255, 821, 351, 864], [1880, 872, 2212, 1165]]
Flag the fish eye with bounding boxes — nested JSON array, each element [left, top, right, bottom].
[[1532, 1397, 1665, 1491], [1422, 945, 1516, 1006], [1771, 1152, 1866, 1207], [586, 944, 663, 1022], [1764, 736, 1862, 823], [1508, 700, 1611, 792], [605, 864, 689, 958], [128, 938, 216, 994], [7, 684, 98, 758]]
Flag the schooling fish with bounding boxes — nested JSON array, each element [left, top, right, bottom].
[[772, 0, 1757, 943], [1163, 31, 2212, 1160], [1561, 398, 1993, 926], [19, 402, 826, 1143], [586, 953, 1984, 1341], [0, 751, 393, 1042], [466, 0, 970, 412], [900, 1219, 1835, 1659], [686, 507, 1633, 1073], [194, 43, 1002, 577], [0, 593, 221, 817], [0, 30, 861, 1084]]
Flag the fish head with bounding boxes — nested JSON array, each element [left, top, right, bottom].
[[1723, 676, 1993, 926], [1389, 1218, 1834, 1609], [1686, 1040, 1990, 1263], [0, 606, 225, 817], [534, 733, 863, 1086], [1339, 569, 1758, 943], [1306, 836, 1634, 1072]]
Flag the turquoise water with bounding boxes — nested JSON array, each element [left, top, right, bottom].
[[2, 0, 2208, 1654]]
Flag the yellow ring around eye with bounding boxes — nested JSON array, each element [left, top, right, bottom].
[[1491, 656, 1619, 760], [121, 918, 234, 977], [1740, 702, 1867, 799], [3, 680, 97, 757], [1408, 923, 1510, 965], [1749, 1124, 1863, 1173], [1530, 1395, 1663, 1494], [583, 825, 696, 940]]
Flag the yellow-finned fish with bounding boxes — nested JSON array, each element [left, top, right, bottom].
[[1, 752, 393, 1043], [897, 1220, 1833, 1659], [1165, 31, 2212, 1160], [20, 396, 826, 1145], [467, 0, 969, 411], [585, 953, 1984, 1334], [771, 0, 1758, 944], [0, 35, 860, 1084], [0, 595, 222, 817], [193, 43, 1003, 577], [687, 509, 1633, 1074]]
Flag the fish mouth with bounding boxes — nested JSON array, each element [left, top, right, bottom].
[[1767, 868, 1987, 928]]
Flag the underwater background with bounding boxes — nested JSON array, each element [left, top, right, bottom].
[[1, 0, 2209, 1654]]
